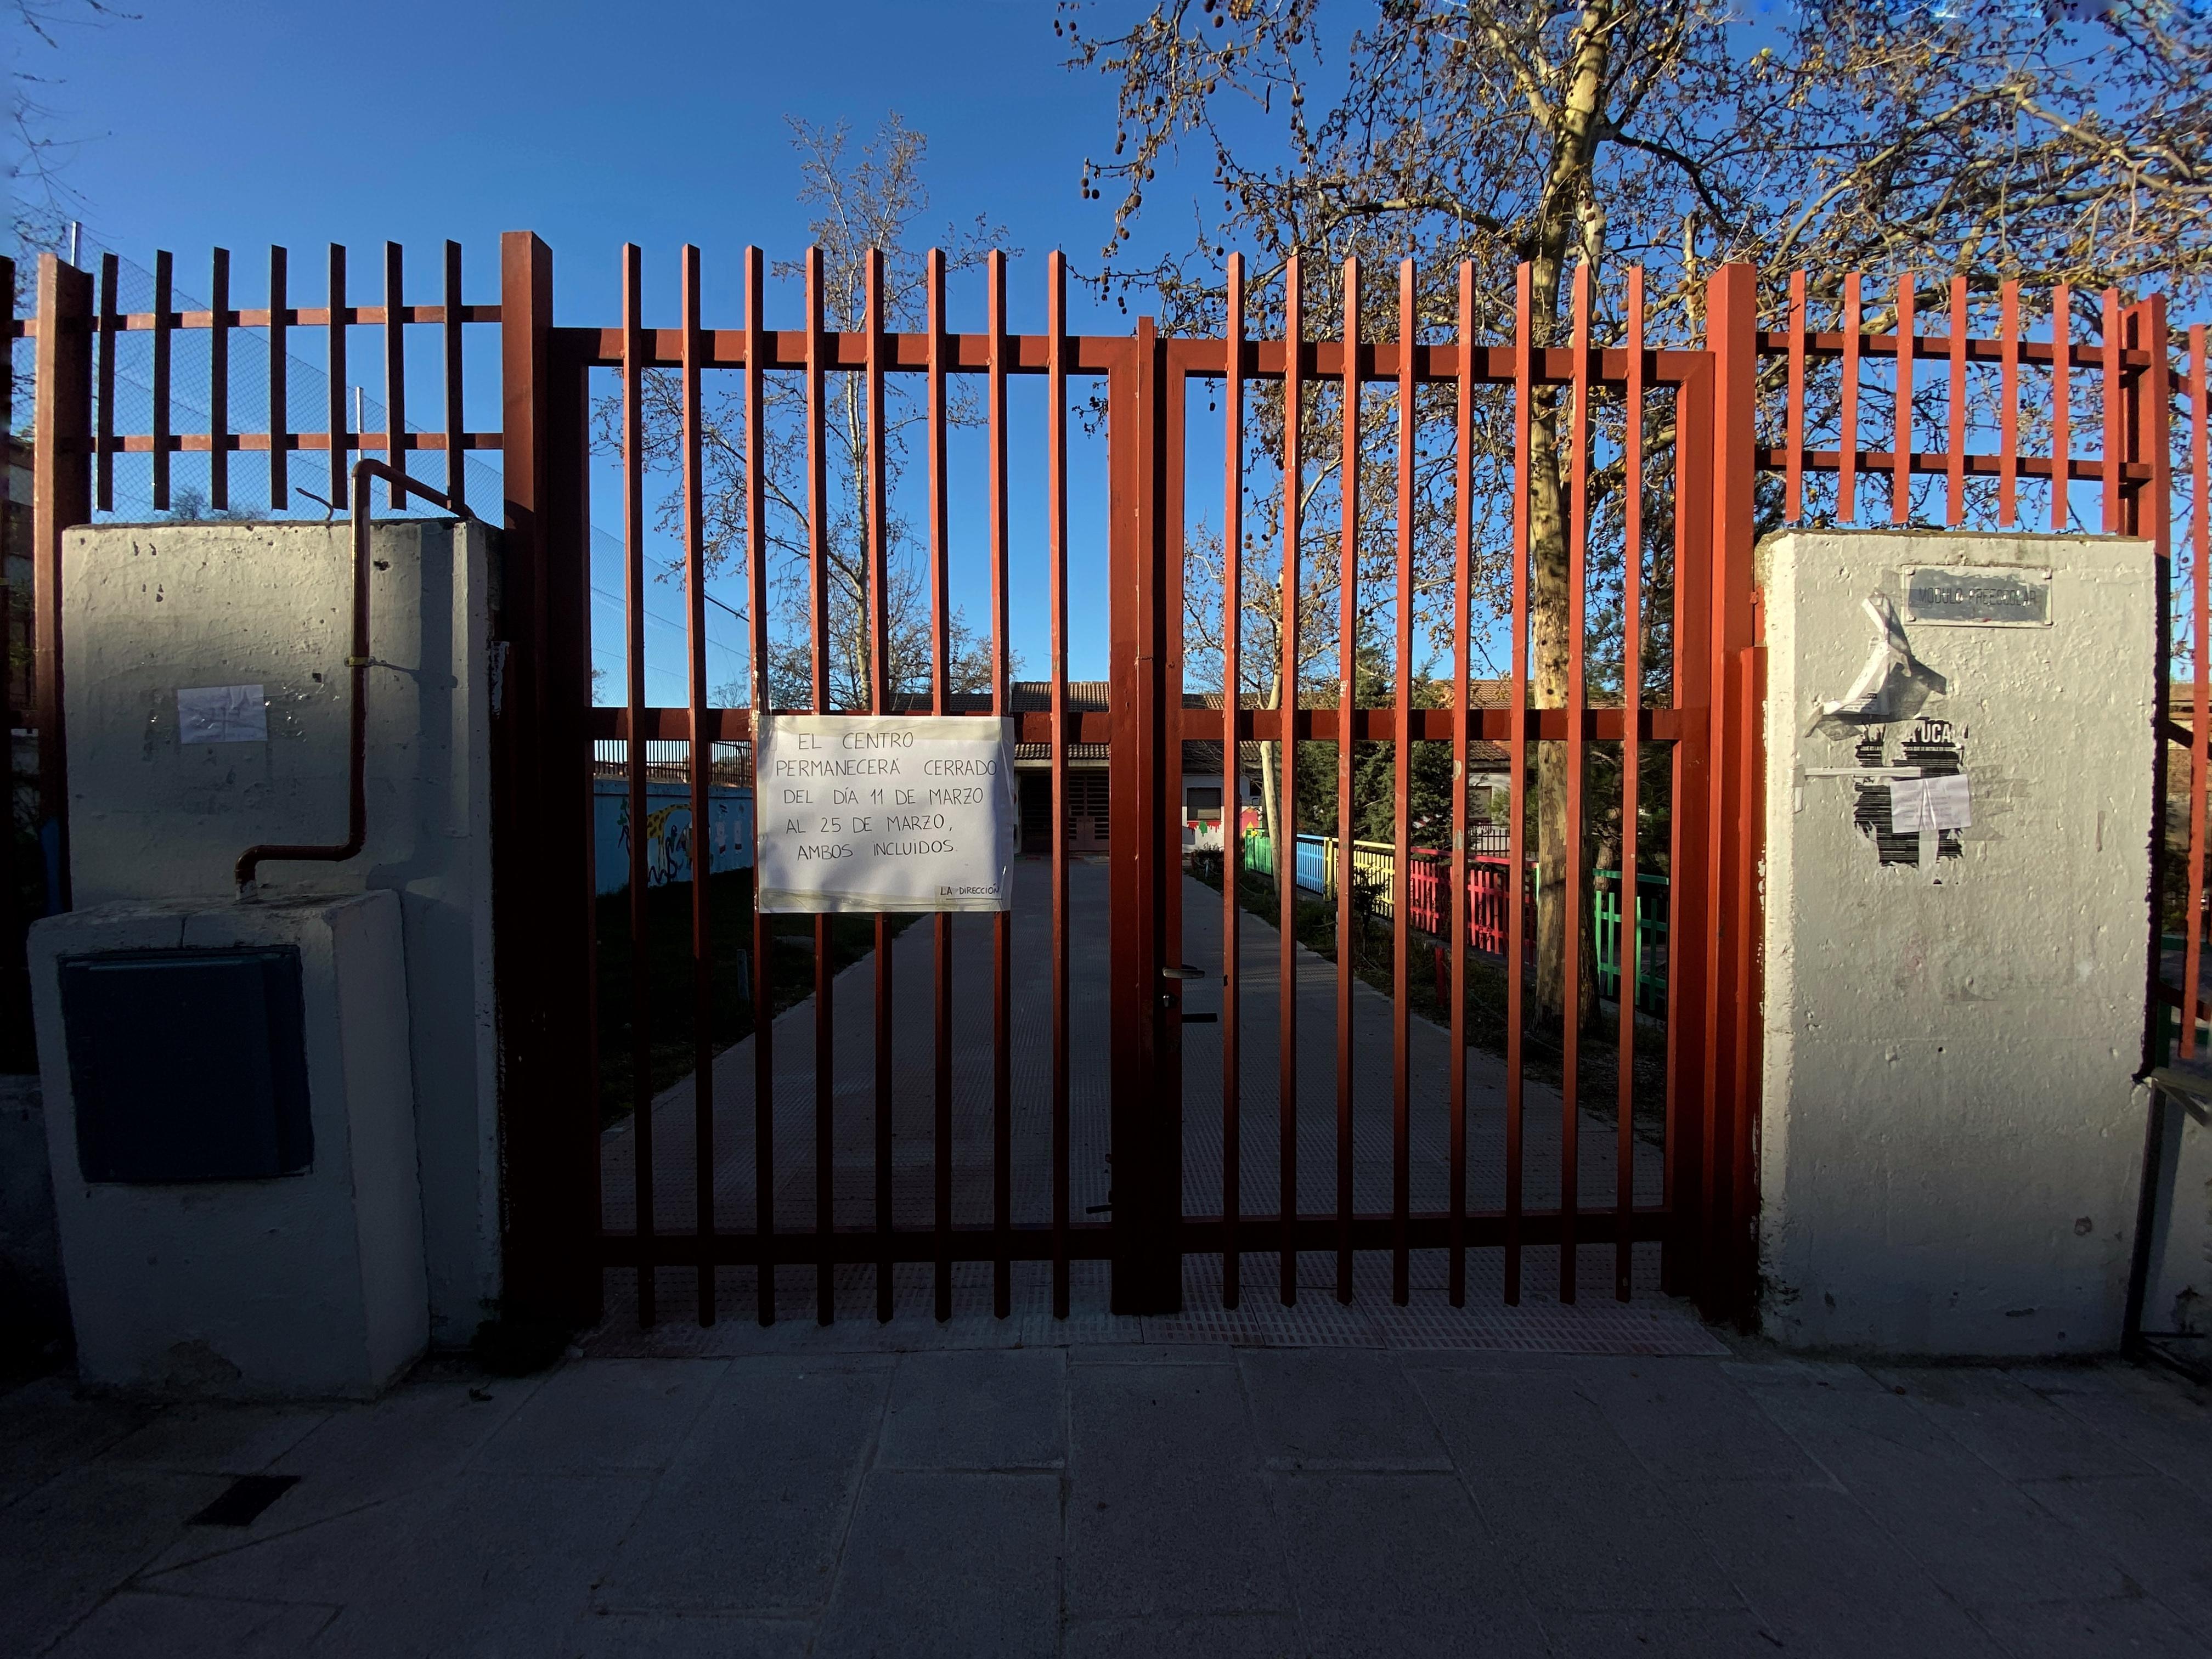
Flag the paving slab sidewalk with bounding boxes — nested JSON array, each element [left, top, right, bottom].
[[5, 1342, 2211, 1657]]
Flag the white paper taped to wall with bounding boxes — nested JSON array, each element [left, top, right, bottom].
[[1888, 771, 1971, 834], [177, 685, 269, 744]]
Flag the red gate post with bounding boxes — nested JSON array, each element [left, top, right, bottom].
[[0, 256, 15, 997], [1663, 351, 1714, 1301], [495, 232, 601, 1329], [1702, 263, 1763, 1325], [1108, 319, 1183, 1314], [2124, 296, 2174, 1073], [31, 253, 92, 917]]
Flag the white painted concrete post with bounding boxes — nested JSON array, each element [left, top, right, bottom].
[[58, 519, 499, 1350], [1759, 530, 2155, 1356]]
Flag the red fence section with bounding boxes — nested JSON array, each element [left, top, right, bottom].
[[12, 235, 2199, 1338]]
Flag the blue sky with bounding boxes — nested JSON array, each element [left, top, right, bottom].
[[44, 1, 1143, 313], [38, 0, 1204, 695]]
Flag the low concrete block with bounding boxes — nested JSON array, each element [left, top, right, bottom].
[[29, 889, 426, 1398]]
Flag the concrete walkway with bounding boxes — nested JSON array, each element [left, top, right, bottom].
[[5, 1344, 2212, 1656], [600, 860, 1674, 1346]]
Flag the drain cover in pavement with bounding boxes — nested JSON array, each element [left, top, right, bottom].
[[188, 1474, 300, 1527]]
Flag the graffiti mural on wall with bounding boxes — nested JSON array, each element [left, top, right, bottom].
[[593, 779, 755, 895]]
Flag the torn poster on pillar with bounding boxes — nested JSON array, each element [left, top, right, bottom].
[[1814, 591, 1946, 739], [1851, 720, 1969, 868], [176, 684, 269, 744]]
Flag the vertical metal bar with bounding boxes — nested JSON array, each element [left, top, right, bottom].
[[2102, 287, 2123, 534], [1505, 261, 1532, 1306], [0, 257, 11, 947], [32, 255, 91, 917], [1999, 280, 2019, 529], [927, 247, 954, 1324], [1161, 347, 1189, 1311], [1617, 266, 1646, 1304], [2052, 285, 2072, 531], [2186, 325, 2209, 1060], [1784, 269, 1804, 524], [1048, 251, 1072, 1319], [988, 249, 1013, 1321], [1945, 274, 1966, 527], [1729, 641, 1764, 1319], [681, 243, 714, 1328], [1334, 255, 1359, 1307], [208, 249, 230, 512], [385, 242, 407, 509], [620, 243, 654, 1329], [2133, 296, 2175, 1084], [1279, 255, 1304, 1308], [150, 250, 171, 510], [744, 245, 776, 1324], [268, 246, 289, 509], [0, 252, 10, 732], [1705, 264, 1763, 1324], [1222, 252, 1245, 1311], [806, 245, 835, 1326], [1106, 315, 1178, 1316], [1662, 351, 1714, 1301], [328, 244, 348, 511], [1837, 273, 1860, 524], [94, 252, 115, 513], [494, 232, 602, 1329], [1390, 257, 1415, 1307], [1448, 260, 1473, 1307], [1561, 261, 1592, 1305], [1891, 272, 1914, 525], [866, 247, 894, 1325], [443, 241, 466, 513]]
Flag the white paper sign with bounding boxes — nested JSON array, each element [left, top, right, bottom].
[[755, 713, 1014, 913], [177, 684, 268, 744], [1889, 771, 1971, 834]]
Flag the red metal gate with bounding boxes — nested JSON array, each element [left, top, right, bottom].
[[13, 234, 2185, 1338], [504, 234, 1765, 1329]]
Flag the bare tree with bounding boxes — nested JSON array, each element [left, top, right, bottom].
[[603, 115, 1009, 710], [10, 0, 133, 305], [1064, 0, 2212, 1027]]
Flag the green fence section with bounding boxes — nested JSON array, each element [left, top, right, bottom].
[[1241, 830, 1274, 877], [1594, 870, 1671, 1018]]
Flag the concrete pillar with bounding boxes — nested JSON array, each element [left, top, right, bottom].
[[1759, 530, 2154, 1355], [58, 519, 499, 1350]]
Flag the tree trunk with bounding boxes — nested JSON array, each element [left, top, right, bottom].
[[1528, 382, 1592, 1032], [1524, 1, 1610, 1036], [1257, 675, 1285, 909]]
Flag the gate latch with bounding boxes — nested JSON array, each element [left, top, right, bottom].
[[1158, 964, 1205, 980]]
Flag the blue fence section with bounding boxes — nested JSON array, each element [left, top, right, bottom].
[[594, 779, 754, 895], [1294, 833, 1329, 894]]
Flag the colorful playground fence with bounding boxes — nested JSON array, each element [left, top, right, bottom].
[[1236, 832, 1668, 1016]]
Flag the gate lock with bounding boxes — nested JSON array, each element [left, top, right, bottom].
[[1159, 963, 1204, 1012]]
